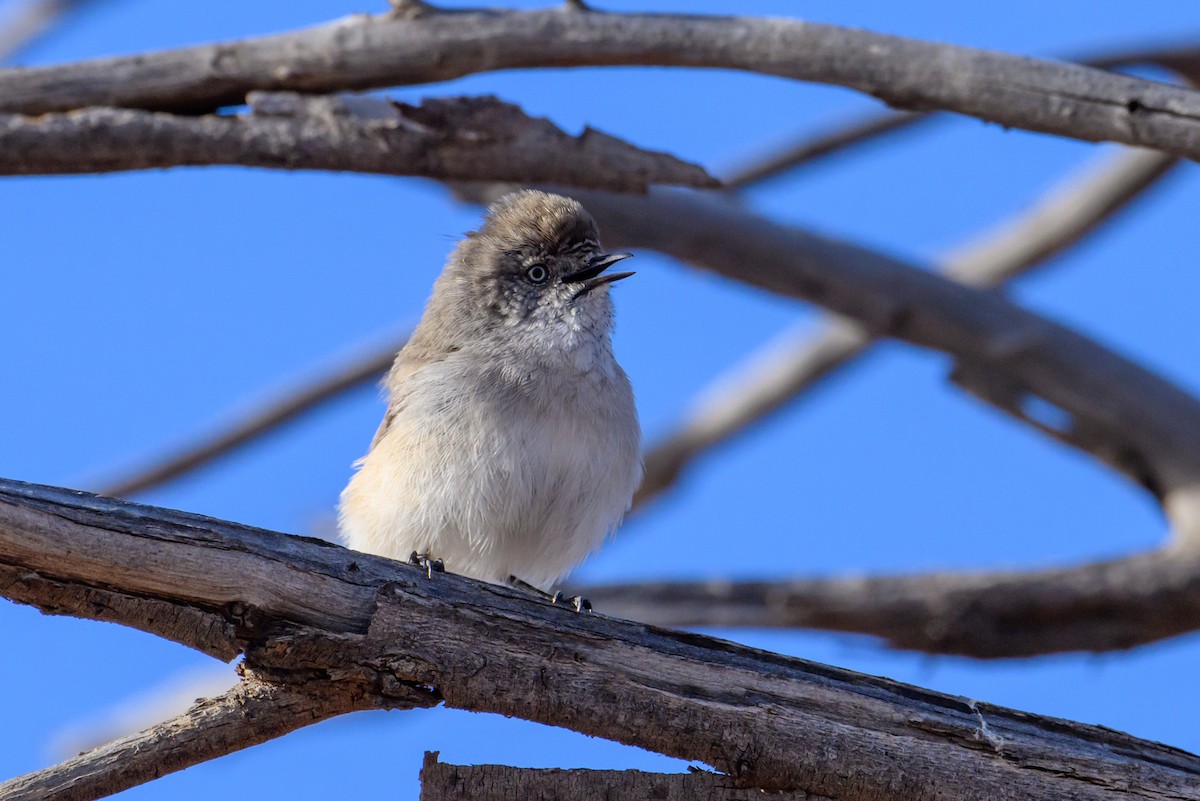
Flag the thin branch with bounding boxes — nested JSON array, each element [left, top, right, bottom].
[[0, 675, 425, 801], [96, 331, 407, 498], [721, 111, 928, 190], [419, 755, 830, 801], [0, 93, 716, 190], [46, 666, 240, 759], [1088, 44, 1200, 82], [4, 9, 1200, 162], [2, 478, 1199, 801], [0, 0, 96, 64], [634, 147, 1179, 508]]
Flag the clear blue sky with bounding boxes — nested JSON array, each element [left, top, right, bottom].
[[3, 1, 1200, 798]]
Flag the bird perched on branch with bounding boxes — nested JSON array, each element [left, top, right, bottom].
[[338, 190, 642, 606]]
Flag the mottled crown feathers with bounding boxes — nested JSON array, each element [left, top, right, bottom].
[[474, 190, 600, 253]]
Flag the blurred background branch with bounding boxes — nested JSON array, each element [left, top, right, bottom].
[[634, 147, 1179, 511], [0, 0, 98, 63]]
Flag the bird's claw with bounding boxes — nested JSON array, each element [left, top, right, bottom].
[[551, 591, 592, 613], [407, 551, 445, 579], [507, 576, 591, 612]]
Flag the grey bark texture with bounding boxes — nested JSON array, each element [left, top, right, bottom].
[[3, 8, 1200, 162], [3, 478, 1200, 801], [418, 754, 834, 801], [0, 93, 716, 190]]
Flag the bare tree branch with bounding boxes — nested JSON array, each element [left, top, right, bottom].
[[569, 155, 1193, 658], [46, 666, 240, 759], [0, 0, 96, 63], [0, 93, 716, 190], [714, 41, 1200, 191], [3, 477, 1200, 801], [472, 183, 1200, 538], [57, 26, 1196, 506], [4, 9, 1200, 162], [92, 144, 1179, 508], [89, 144, 1194, 661], [634, 147, 1180, 509], [721, 111, 928, 190], [579, 548, 1200, 658], [86, 109, 921, 501], [95, 331, 407, 498], [419, 755, 830, 801], [0, 674, 429, 801]]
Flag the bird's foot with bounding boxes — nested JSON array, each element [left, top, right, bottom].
[[507, 576, 591, 612], [408, 551, 445, 579], [552, 591, 592, 613]]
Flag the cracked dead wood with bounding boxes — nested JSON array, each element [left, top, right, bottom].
[[418, 754, 832, 801], [634, 147, 1180, 510], [0, 93, 716, 190], [2, 478, 1200, 801], [5, 8, 1200, 163]]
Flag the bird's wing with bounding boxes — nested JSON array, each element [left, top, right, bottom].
[[367, 357, 423, 452]]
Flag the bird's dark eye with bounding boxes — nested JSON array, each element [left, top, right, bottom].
[[525, 264, 549, 284]]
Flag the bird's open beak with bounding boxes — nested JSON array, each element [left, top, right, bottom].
[[562, 252, 635, 293]]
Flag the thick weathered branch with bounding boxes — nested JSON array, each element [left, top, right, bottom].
[[419, 755, 828, 801], [2, 478, 1200, 801], [0, 675, 427, 801], [96, 331, 407, 498], [634, 147, 1180, 509], [5, 9, 1200, 162], [0, 93, 715, 190], [715, 42, 1200, 191]]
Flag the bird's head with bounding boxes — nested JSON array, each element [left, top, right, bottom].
[[450, 191, 632, 336]]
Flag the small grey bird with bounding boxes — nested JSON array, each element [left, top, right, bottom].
[[338, 190, 642, 596]]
